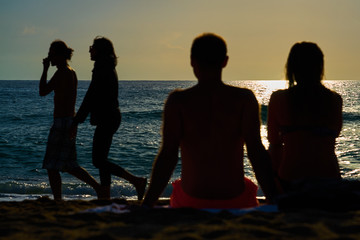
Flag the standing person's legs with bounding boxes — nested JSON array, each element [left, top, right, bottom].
[[93, 124, 147, 200], [92, 125, 112, 199], [43, 121, 67, 201], [93, 125, 113, 185], [47, 170, 61, 200], [67, 167, 108, 199]]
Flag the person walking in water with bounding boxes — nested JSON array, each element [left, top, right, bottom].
[[142, 33, 277, 208], [267, 42, 342, 193], [40, 40, 104, 200], [73, 37, 147, 200]]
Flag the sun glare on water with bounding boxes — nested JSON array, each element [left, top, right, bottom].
[[228, 80, 287, 105]]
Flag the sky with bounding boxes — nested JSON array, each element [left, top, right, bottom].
[[1, 0, 360, 81]]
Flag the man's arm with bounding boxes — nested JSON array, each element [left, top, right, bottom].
[[242, 91, 278, 203], [142, 91, 182, 207], [39, 57, 56, 96]]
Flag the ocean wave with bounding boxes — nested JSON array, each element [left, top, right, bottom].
[[260, 105, 268, 124], [0, 181, 50, 195], [0, 181, 105, 196], [119, 106, 360, 124], [0, 180, 173, 201], [122, 110, 163, 120], [259, 105, 359, 123], [343, 112, 360, 122], [1, 113, 50, 124]]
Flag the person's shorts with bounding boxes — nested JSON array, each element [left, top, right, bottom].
[[42, 117, 79, 172], [170, 177, 259, 209]]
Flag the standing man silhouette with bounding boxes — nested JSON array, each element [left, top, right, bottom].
[[40, 40, 104, 200]]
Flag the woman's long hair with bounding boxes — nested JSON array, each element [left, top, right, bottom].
[[285, 42, 324, 88], [285, 42, 334, 124], [92, 36, 117, 67]]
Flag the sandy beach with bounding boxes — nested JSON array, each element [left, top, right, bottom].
[[1, 197, 360, 240]]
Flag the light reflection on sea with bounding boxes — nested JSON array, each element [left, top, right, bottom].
[[229, 80, 360, 182]]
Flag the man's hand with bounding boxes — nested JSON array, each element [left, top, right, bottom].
[[42, 57, 50, 70]]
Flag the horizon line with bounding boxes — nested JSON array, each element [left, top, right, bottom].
[[0, 79, 358, 81]]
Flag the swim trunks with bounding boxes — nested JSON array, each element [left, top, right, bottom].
[[170, 177, 259, 209], [42, 117, 79, 172]]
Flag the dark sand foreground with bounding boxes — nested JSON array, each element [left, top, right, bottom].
[[1, 197, 360, 240]]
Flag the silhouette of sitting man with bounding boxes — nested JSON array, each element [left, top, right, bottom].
[[142, 33, 277, 208]]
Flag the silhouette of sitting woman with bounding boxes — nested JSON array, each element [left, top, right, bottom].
[[74, 37, 146, 200], [267, 42, 342, 193]]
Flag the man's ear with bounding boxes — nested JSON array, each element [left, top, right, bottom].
[[222, 56, 229, 68]]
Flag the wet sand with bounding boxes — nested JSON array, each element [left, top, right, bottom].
[[1, 197, 360, 240]]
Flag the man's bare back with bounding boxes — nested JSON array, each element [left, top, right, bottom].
[[142, 33, 277, 208], [40, 65, 77, 118], [53, 67, 77, 118], [168, 83, 261, 199]]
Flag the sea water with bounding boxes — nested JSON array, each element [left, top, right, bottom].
[[0, 80, 359, 201]]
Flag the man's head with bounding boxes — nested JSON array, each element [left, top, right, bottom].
[[48, 40, 73, 66], [191, 33, 228, 70]]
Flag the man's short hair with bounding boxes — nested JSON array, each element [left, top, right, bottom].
[[191, 33, 227, 68]]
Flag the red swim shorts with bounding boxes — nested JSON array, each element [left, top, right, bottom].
[[170, 177, 259, 209]]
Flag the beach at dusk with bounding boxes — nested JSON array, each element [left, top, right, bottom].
[[1, 1, 360, 239]]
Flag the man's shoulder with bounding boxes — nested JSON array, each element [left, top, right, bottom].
[[166, 88, 186, 105], [270, 89, 288, 100], [226, 84, 254, 94], [168, 86, 196, 98], [53, 66, 75, 78], [166, 85, 205, 108], [222, 85, 257, 102], [52, 67, 77, 90], [168, 88, 185, 98]]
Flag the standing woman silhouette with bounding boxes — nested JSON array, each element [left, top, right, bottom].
[[267, 42, 342, 193], [74, 37, 146, 200]]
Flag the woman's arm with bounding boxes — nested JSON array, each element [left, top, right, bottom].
[[74, 80, 96, 124]]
